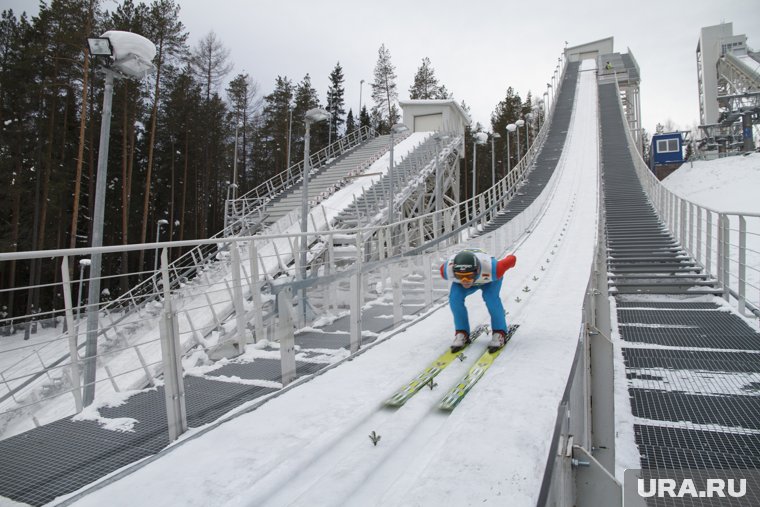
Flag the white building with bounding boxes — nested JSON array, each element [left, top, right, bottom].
[[696, 22, 748, 126], [398, 99, 470, 135]]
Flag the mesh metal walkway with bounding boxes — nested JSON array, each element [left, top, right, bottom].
[[476, 62, 580, 237], [599, 82, 760, 495]]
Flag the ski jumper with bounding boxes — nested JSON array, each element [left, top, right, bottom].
[[440, 250, 517, 334]]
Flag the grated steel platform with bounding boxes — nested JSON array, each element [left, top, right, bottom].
[[599, 81, 760, 482]]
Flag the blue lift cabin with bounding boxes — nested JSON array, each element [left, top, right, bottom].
[[650, 132, 686, 179]]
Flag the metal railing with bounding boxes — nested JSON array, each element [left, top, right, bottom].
[[614, 81, 760, 318], [223, 126, 378, 231]]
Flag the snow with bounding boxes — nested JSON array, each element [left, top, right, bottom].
[[4, 60, 758, 507], [100, 31, 156, 62], [661, 152, 760, 214], [61, 54, 602, 507]]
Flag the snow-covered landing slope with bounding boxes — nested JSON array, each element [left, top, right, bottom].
[[67, 64, 600, 507]]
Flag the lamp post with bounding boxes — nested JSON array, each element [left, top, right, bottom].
[[84, 31, 156, 406], [506, 123, 516, 172], [472, 132, 488, 198], [300, 107, 330, 318], [359, 79, 365, 119], [232, 121, 242, 198], [77, 259, 90, 323], [515, 119, 524, 164], [537, 100, 544, 131], [286, 106, 293, 169], [154, 219, 169, 275], [491, 132, 501, 186], [387, 123, 409, 225], [524, 113, 532, 155]]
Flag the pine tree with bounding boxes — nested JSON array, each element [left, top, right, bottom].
[[409, 57, 448, 100], [227, 73, 260, 190], [189, 30, 233, 102], [490, 87, 522, 171], [262, 76, 293, 178], [359, 105, 371, 130], [188, 31, 232, 239], [138, 0, 188, 268], [326, 62, 345, 141], [293, 73, 323, 154], [370, 43, 399, 133], [161, 67, 203, 242], [345, 108, 356, 134], [0, 8, 36, 316]]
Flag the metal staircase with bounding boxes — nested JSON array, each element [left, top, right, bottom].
[[476, 62, 581, 237]]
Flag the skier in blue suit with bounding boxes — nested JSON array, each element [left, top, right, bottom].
[[440, 249, 517, 352]]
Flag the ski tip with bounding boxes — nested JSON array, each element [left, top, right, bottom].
[[384, 399, 403, 409]]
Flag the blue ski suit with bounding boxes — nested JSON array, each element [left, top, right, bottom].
[[440, 250, 517, 335]]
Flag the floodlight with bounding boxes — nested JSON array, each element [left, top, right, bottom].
[[87, 37, 113, 57]]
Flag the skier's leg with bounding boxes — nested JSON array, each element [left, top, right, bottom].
[[480, 279, 507, 331], [449, 282, 475, 333]]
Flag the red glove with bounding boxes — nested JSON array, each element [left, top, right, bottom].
[[496, 254, 517, 278]]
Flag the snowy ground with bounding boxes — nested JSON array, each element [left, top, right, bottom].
[[661, 152, 760, 214], [56, 62, 602, 507]]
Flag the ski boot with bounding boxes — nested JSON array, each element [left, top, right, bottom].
[[487, 330, 508, 353], [451, 330, 470, 352]]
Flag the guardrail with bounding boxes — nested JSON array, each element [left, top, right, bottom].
[[223, 126, 378, 230], [614, 82, 760, 318]]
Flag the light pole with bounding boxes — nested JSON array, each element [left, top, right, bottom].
[[387, 123, 409, 225], [472, 132, 488, 198], [491, 132, 501, 186], [537, 100, 544, 131], [84, 31, 156, 406], [524, 113, 532, 155], [286, 106, 293, 169], [515, 119, 524, 164], [300, 107, 330, 318], [506, 123, 516, 172], [154, 219, 169, 275], [232, 121, 242, 198], [327, 95, 333, 147], [359, 79, 365, 121], [77, 259, 90, 323]]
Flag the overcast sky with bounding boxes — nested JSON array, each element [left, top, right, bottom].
[[7, 0, 760, 134]]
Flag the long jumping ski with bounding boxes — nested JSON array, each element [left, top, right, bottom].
[[438, 324, 520, 411], [384, 323, 490, 408]]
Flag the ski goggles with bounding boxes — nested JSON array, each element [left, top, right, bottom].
[[454, 271, 476, 283]]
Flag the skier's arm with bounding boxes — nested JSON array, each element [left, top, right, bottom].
[[495, 255, 517, 278]]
